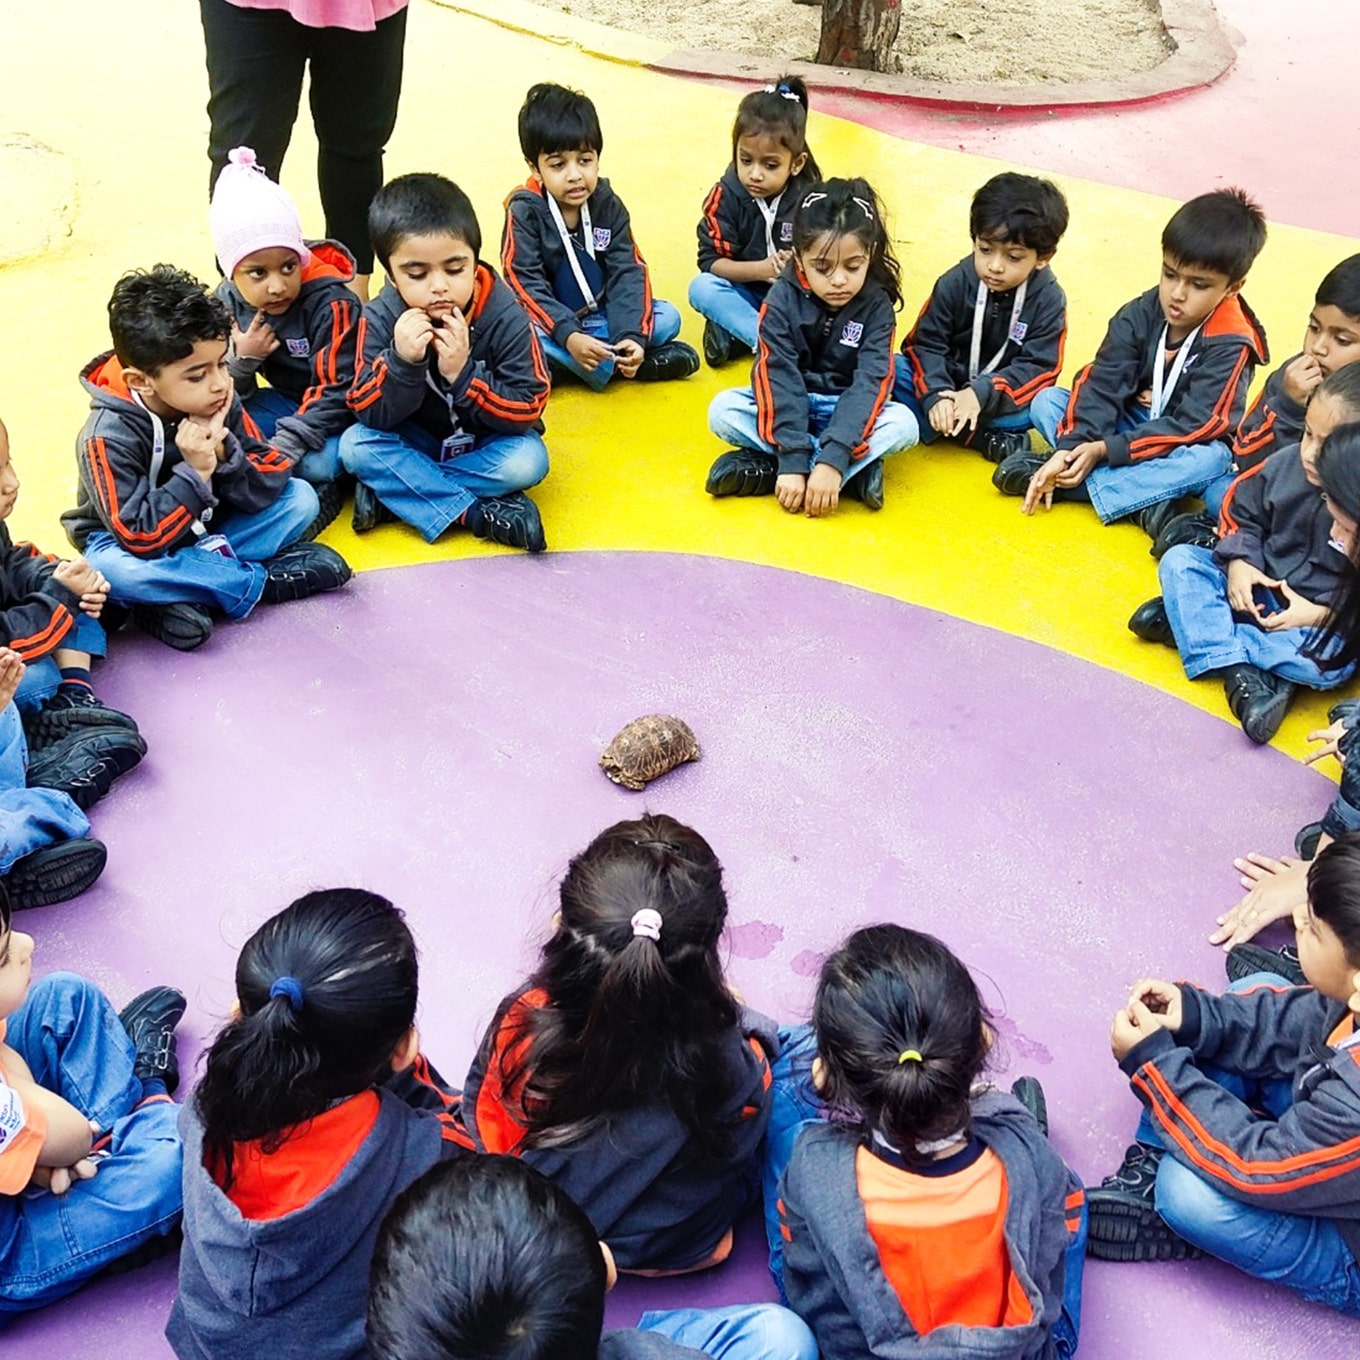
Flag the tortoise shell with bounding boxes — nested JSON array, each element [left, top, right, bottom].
[[599, 714, 701, 791]]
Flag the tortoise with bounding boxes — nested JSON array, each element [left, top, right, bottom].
[[599, 715, 701, 791]]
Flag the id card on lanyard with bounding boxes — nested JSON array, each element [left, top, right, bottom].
[[969, 278, 1028, 381], [425, 370, 475, 461], [753, 190, 784, 259], [1150, 323, 1202, 419], [130, 391, 212, 538], [547, 191, 600, 316]]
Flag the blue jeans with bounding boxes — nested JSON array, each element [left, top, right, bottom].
[[688, 275, 767, 353], [636, 1303, 817, 1360], [890, 357, 1033, 447], [1135, 974, 1360, 1315], [0, 974, 182, 1321], [708, 389, 919, 483], [1159, 544, 1354, 687], [0, 703, 90, 872], [243, 386, 344, 485], [14, 613, 108, 716], [538, 301, 683, 392], [339, 421, 549, 543], [80, 479, 319, 619], [1030, 388, 1233, 523]]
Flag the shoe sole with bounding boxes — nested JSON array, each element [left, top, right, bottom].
[[298, 478, 351, 544], [1242, 689, 1295, 744], [130, 607, 212, 652], [1225, 944, 1306, 986], [24, 706, 141, 751], [1087, 1197, 1204, 1261], [6, 839, 107, 909]]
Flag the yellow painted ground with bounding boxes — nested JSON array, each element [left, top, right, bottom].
[[1, 0, 1356, 759]]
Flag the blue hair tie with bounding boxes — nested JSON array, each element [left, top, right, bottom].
[[269, 976, 304, 1011]]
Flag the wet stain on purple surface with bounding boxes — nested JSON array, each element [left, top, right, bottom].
[[9, 552, 1352, 1358], [990, 1011, 1055, 1067]]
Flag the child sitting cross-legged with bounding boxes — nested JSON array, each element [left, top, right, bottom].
[[895, 172, 1070, 465], [0, 888, 185, 1324], [1129, 364, 1360, 744], [62, 266, 352, 653], [210, 146, 360, 539], [367, 1155, 817, 1360], [502, 83, 700, 391], [1087, 831, 1360, 1317], [340, 173, 551, 552], [996, 188, 1269, 545]]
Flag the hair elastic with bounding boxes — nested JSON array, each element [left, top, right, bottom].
[[630, 908, 663, 942], [269, 976, 305, 1011], [852, 196, 875, 221], [898, 1049, 923, 1064], [763, 83, 802, 102], [801, 191, 827, 211]]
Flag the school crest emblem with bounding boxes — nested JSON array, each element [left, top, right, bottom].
[[779, 222, 794, 243], [839, 320, 864, 347], [592, 227, 612, 251], [285, 338, 311, 357]]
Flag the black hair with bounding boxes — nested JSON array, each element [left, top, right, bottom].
[[1161, 187, 1267, 282], [813, 924, 990, 1169], [0, 879, 10, 942], [1315, 254, 1360, 321], [107, 265, 231, 375], [194, 888, 418, 1187], [368, 173, 482, 273], [500, 814, 739, 1156], [368, 1157, 606, 1360], [791, 178, 902, 310], [731, 75, 821, 181], [969, 172, 1069, 259], [1307, 411, 1360, 671], [518, 83, 603, 164], [1306, 832, 1360, 968]]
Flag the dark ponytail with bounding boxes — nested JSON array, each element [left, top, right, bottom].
[[194, 888, 418, 1185], [813, 924, 990, 1168], [792, 177, 901, 309], [732, 75, 821, 181], [505, 814, 739, 1156]]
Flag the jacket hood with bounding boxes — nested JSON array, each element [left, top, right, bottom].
[[1204, 292, 1269, 363], [302, 239, 357, 286], [80, 351, 138, 408]]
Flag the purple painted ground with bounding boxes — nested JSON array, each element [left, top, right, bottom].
[[6, 551, 1352, 1355]]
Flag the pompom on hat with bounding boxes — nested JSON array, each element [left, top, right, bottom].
[[210, 147, 311, 280]]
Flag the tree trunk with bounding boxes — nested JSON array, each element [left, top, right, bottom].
[[817, 0, 901, 72]]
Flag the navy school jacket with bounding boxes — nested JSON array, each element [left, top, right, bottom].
[[501, 175, 654, 349], [346, 264, 549, 441], [1232, 352, 1307, 471], [1056, 288, 1268, 466], [459, 987, 778, 1271], [696, 162, 818, 273], [753, 264, 897, 476], [1122, 981, 1360, 1262], [62, 354, 294, 555], [900, 257, 1067, 421], [217, 239, 359, 461], [0, 524, 84, 661]]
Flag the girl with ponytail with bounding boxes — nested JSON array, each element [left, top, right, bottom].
[[769, 925, 1087, 1358], [168, 889, 468, 1360], [460, 813, 778, 1274]]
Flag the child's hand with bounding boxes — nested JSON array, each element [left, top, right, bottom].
[[1054, 440, 1105, 486], [431, 309, 471, 383], [1257, 581, 1330, 632], [1110, 999, 1170, 1062], [1210, 852, 1307, 947], [566, 331, 616, 373], [768, 250, 791, 282], [1127, 978, 1183, 1030], [1021, 449, 1068, 514], [1283, 353, 1324, 405], [232, 311, 280, 362], [176, 408, 228, 479], [0, 648, 24, 710], [53, 557, 105, 599], [928, 397, 956, 436], [803, 462, 842, 517], [393, 308, 435, 365], [947, 387, 983, 436], [775, 472, 807, 513], [1305, 718, 1349, 767], [29, 1151, 99, 1196], [1224, 558, 1278, 619], [613, 339, 644, 379]]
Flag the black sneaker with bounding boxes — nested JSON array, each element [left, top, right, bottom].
[[703, 319, 735, 368], [706, 450, 778, 498], [3, 838, 107, 910], [977, 428, 1031, 464], [635, 341, 700, 383], [843, 459, 886, 512], [1295, 820, 1324, 860], [298, 475, 352, 543], [103, 1224, 183, 1277], [1127, 597, 1176, 647], [1010, 1075, 1048, 1137], [1131, 499, 1184, 548], [1087, 1143, 1203, 1261], [1152, 508, 1218, 561], [260, 543, 353, 604], [129, 602, 213, 652], [991, 451, 1047, 496], [465, 493, 547, 553], [23, 688, 140, 752], [1222, 664, 1296, 744], [351, 480, 397, 535], [118, 985, 186, 1095], [27, 727, 147, 811], [1225, 941, 1306, 985]]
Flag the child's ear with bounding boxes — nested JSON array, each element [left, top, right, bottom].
[[1035, 252, 1056, 273], [810, 1055, 827, 1094], [790, 151, 809, 179], [1225, 277, 1246, 299], [389, 1024, 419, 1072], [599, 1240, 618, 1292], [121, 365, 154, 397]]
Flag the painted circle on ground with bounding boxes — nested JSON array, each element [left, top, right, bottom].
[[10, 551, 1349, 1356]]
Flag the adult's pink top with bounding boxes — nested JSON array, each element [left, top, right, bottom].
[[225, 0, 408, 31]]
